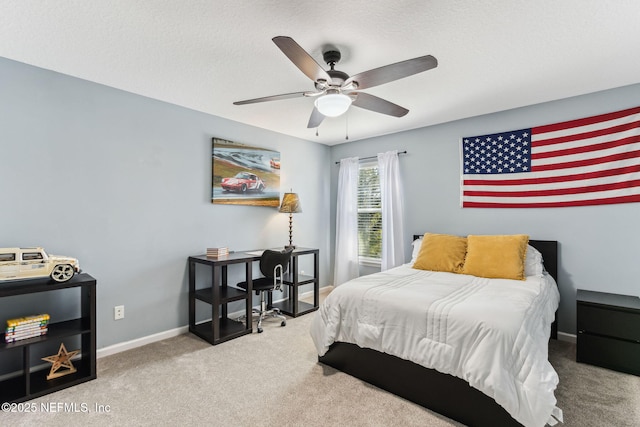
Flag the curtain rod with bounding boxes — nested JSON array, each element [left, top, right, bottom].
[[335, 150, 407, 165]]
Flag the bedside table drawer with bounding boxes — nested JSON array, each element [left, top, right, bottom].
[[577, 304, 640, 342], [577, 333, 640, 376]]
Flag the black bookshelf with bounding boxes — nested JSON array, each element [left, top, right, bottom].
[[0, 273, 97, 403]]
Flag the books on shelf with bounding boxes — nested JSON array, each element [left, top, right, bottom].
[[206, 247, 229, 258], [5, 313, 50, 343]]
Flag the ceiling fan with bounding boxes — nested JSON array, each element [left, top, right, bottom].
[[233, 36, 438, 129]]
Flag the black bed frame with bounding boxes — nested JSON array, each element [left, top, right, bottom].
[[319, 239, 558, 427]]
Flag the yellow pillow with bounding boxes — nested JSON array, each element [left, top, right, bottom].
[[462, 234, 529, 280], [412, 233, 467, 273]]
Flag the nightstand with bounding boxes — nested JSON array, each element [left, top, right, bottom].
[[576, 289, 640, 376]]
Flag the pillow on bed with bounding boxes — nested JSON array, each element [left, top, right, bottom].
[[462, 234, 529, 280], [410, 236, 423, 263], [412, 233, 467, 273], [524, 244, 544, 277]]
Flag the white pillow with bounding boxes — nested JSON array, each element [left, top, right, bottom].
[[410, 237, 423, 263], [524, 245, 544, 277]]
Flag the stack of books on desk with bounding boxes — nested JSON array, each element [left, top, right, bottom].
[[5, 313, 50, 343], [206, 247, 229, 258]]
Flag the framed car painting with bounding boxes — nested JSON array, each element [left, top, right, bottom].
[[212, 138, 280, 207]]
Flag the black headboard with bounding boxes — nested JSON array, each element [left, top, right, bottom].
[[528, 240, 558, 282]]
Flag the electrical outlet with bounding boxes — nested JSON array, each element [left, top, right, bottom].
[[114, 305, 125, 320]]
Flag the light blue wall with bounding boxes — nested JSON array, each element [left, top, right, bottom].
[[329, 83, 640, 335], [0, 57, 331, 349], [3, 53, 639, 345]]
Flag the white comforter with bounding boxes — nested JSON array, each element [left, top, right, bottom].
[[310, 264, 562, 427]]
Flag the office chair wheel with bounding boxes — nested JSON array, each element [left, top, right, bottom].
[[281, 320, 286, 327], [257, 327, 263, 333]]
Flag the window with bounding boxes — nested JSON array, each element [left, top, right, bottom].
[[357, 162, 382, 264], [22, 252, 44, 261], [0, 253, 16, 262]]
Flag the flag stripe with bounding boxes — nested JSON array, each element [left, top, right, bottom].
[[532, 119, 640, 148], [462, 194, 640, 209], [531, 150, 640, 171], [533, 106, 640, 134], [532, 134, 640, 160], [532, 149, 640, 172], [464, 186, 640, 204], [464, 159, 640, 184], [532, 126, 640, 157], [461, 106, 640, 208], [533, 112, 640, 147], [532, 142, 640, 169], [464, 164, 640, 186], [464, 178, 640, 198]]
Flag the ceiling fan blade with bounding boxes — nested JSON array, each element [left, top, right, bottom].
[[307, 107, 326, 128], [272, 36, 333, 84], [351, 92, 409, 117], [233, 91, 307, 105], [344, 55, 437, 90]]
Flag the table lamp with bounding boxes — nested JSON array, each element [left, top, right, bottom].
[[279, 190, 302, 249]]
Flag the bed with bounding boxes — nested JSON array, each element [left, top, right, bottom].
[[311, 237, 561, 427]]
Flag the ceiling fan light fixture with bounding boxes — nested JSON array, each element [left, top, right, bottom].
[[314, 93, 352, 117]]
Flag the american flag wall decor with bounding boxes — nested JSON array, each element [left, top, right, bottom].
[[460, 106, 640, 208]]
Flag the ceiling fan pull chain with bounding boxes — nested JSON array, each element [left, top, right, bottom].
[[316, 127, 319, 137], [345, 112, 349, 140]]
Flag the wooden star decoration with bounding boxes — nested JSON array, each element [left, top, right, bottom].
[[42, 343, 80, 380]]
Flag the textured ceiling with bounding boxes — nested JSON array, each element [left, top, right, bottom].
[[1, 1, 640, 145]]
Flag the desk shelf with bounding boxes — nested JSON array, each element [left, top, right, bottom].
[[194, 287, 248, 305], [191, 319, 248, 345], [188, 253, 259, 345], [271, 299, 316, 316], [283, 273, 315, 286], [276, 247, 320, 317]]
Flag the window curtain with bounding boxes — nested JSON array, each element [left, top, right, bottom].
[[334, 157, 360, 286], [378, 150, 406, 271]]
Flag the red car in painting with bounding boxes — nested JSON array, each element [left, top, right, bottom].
[[221, 172, 265, 193]]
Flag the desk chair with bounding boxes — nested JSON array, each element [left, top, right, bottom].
[[237, 248, 294, 333]]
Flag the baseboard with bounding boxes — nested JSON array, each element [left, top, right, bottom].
[[557, 331, 577, 343], [96, 285, 334, 359], [300, 285, 333, 299], [319, 285, 334, 296], [97, 326, 188, 359]]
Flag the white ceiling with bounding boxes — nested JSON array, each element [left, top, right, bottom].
[[2, 1, 640, 145]]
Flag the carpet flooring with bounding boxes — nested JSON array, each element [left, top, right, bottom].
[[3, 313, 639, 426]]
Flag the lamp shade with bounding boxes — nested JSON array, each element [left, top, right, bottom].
[[314, 93, 352, 117], [279, 192, 302, 213]]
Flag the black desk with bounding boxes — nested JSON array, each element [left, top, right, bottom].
[[188, 247, 319, 345]]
